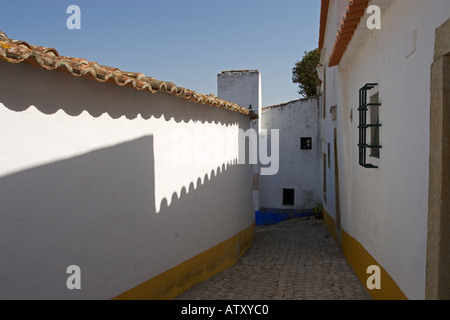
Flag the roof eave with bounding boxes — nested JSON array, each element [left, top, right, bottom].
[[0, 31, 257, 119]]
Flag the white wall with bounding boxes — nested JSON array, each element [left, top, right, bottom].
[[321, 66, 340, 222], [259, 98, 321, 210], [319, 0, 348, 223], [217, 70, 261, 115], [0, 61, 254, 299], [324, 0, 450, 299], [218, 70, 262, 211]]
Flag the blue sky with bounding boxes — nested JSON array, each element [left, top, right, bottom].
[[0, 0, 320, 107]]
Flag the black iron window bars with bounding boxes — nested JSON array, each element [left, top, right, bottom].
[[358, 83, 382, 168]]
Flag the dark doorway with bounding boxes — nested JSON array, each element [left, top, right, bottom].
[[283, 189, 295, 206]]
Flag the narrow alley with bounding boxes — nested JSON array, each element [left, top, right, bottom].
[[177, 217, 371, 300]]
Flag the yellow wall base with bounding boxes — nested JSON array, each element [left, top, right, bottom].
[[323, 208, 337, 243], [323, 209, 407, 300], [113, 222, 255, 300]]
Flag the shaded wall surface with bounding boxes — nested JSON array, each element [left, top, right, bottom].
[[0, 61, 254, 299], [320, 0, 450, 300]]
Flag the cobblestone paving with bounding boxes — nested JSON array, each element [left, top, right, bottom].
[[177, 217, 371, 300]]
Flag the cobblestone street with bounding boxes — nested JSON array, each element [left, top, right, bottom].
[[177, 217, 371, 300]]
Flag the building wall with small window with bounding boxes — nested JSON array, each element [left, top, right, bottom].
[[259, 97, 321, 210]]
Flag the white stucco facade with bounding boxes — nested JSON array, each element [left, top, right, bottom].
[[217, 70, 262, 116], [0, 60, 254, 299], [259, 98, 321, 210], [320, 0, 450, 299], [218, 70, 262, 211]]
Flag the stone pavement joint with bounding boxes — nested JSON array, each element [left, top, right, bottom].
[[177, 217, 371, 300]]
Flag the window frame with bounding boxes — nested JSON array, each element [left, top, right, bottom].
[[300, 137, 312, 150], [358, 83, 382, 169]]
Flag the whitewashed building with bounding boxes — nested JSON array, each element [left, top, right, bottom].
[[218, 70, 262, 212], [218, 71, 322, 218], [259, 98, 321, 211], [318, 0, 450, 299], [0, 32, 256, 299]]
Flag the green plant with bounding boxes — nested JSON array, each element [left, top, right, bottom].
[[292, 48, 321, 98], [312, 203, 323, 218]]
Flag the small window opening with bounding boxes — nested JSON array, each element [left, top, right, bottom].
[[358, 83, 382, 168], [283, 189, 295, 206], [301, 137, 312, 150], [369, 93, 380, 159]]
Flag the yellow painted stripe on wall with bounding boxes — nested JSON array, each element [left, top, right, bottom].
[[341, 230, 407, 300], [323, 209, 407, 300], [323, 208, 337, 243], [113, 222, 255, 300]]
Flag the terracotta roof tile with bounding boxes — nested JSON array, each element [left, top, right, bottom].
[[220, 70, 259, 74], [262, 99, 301, 110], [0, 31, 257, 119], [262, 96, 315, 110], [328, 0, 369, 67], [318, 0, 330, 51]]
